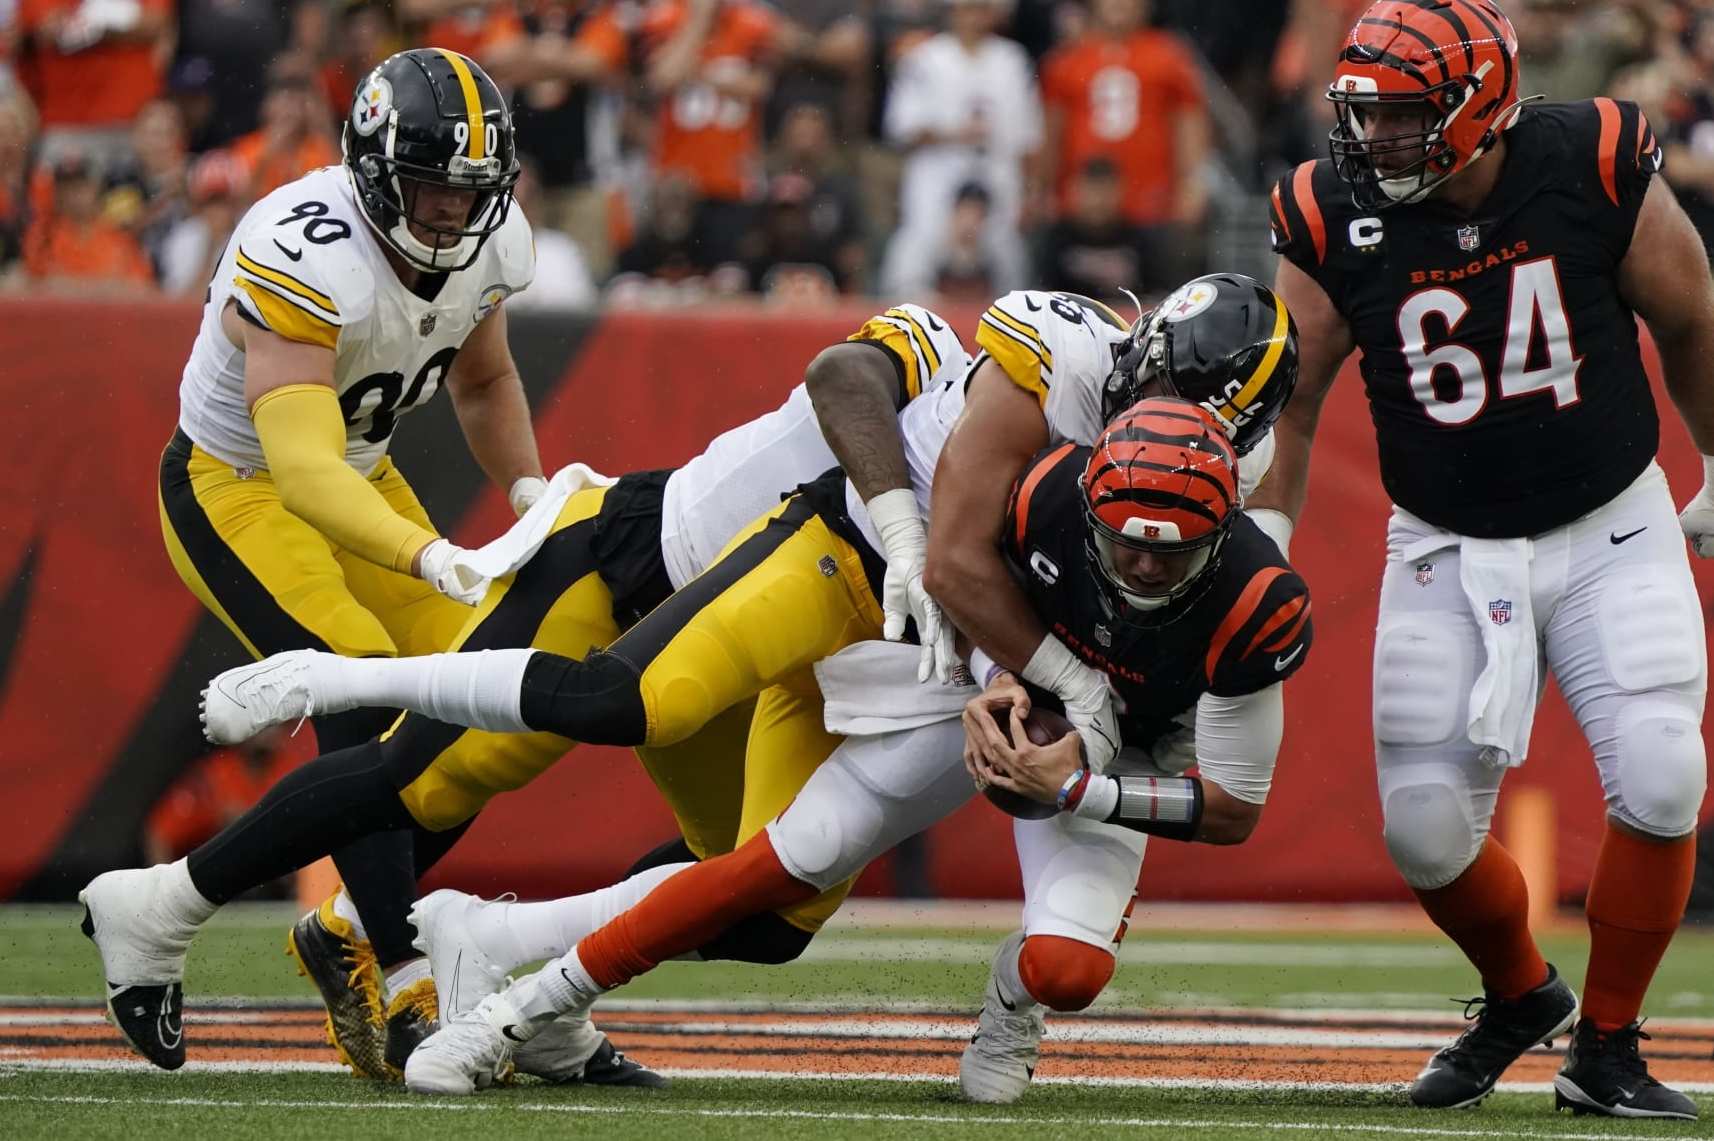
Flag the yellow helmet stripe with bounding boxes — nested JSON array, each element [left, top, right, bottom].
[[437, 49, 485, 161], [1215, 295, 1291, 418]]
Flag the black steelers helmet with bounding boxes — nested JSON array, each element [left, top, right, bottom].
[[343, 48, 520, 272], [1100, 273, 1299, 455]]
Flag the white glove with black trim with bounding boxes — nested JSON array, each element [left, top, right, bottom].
[[1679, 455, 1714, 557], [867, 488, 958, 684], [417, 538, 490, 606], [1021, 635, 1121, 772]]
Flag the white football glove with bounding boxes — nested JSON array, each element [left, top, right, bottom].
[[867, 488, 958, 684], [1021, 634, 1121, 773], [508, 475, 550, 518], [1679, 455, 1714, 558], [417, 538, 490, 606]]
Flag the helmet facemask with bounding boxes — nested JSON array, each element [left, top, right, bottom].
[[1085, 504, 1232, 616], [345, 127, 519, 273]]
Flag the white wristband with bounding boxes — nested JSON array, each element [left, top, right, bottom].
[[1020, 634, 1081, 695], [864, 488, 924, 551], [1072, 772, 1119, 819], [969, 647, 1008, 689], [1702, 455, 1714, 486]]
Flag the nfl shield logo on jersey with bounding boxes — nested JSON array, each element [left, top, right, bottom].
[[1457, 224, 1480, 252], [419, 313, 437, 337], [1414, 561, 1435, 586], [1488, 598, 1512, 626]]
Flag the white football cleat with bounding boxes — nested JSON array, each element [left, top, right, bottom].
[[78, 867, 201, 1070], [200, 649, 330, 744], [960, 930, 1046, 1104], [409, 889, 512, 1021], [404, 992, 528, 1096]]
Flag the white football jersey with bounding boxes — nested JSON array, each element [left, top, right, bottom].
[[976, 290, 1275, 497], [177, 166, 535, 474], [660, 304, 970, 588]]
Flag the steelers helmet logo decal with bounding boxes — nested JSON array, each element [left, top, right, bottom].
[[353, 75, 393, 137], [1161, 281, 1218, 323]]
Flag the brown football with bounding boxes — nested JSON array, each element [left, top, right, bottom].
[[982, 707, 1076, 820]]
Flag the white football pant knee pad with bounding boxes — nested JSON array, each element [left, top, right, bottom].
[[767, 721, 971, 892], [1379, 763, 1481, 890], [1610, 699, 1707, 838], [1373, 618, 1470, 748], [1017, 813, 1147, 950]]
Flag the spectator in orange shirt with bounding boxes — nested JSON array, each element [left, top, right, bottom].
[[1039, 0, 1208, 232], [0, 84, 35, 273], [592, 0, 781, 263], [18, 0, 173, 169], [144, 727, 305, 866], [232, 59, 340, 200], [22, 149, 154, 291]]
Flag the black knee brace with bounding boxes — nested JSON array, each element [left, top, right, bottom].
[[518, 649, 648, 744]]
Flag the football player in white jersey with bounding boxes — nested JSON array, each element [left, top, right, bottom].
[[82, 304, 970, 1079], [173, 277, 1306, 1099], [146, 47, 541, 1077], [925, 276, 1299, 777]]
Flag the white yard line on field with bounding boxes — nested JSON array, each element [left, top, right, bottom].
[[1, 1090, 1709, 1138]]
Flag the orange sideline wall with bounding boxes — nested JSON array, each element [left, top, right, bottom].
[[0, 298, 1708, 903]]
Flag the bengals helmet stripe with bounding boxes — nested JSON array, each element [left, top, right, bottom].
[[437, 48, 487, 161]]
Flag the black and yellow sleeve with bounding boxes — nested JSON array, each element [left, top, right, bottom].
[[975, 295, 1055, 408]]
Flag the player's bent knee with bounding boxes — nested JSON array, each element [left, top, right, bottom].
[[1380, 765, 1479, 889], [1018, 935, 1114, 1012], [767, 759, 885, 891], [1373, 620, 1467, 746], [1612, 701, 1707, 838], [1598, 567, 1707, 693], [518, 650, 648, 744]]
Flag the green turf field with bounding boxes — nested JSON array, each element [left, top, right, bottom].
[[3, 904, 1711, 1140]]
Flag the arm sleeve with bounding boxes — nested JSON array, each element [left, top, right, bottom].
[[1192, 684, 1283, 805], [252, 384, 439, 573]]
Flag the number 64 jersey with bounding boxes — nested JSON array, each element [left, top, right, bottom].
[[178, 165, 535, 475], [1268, 99, 1659, 538]]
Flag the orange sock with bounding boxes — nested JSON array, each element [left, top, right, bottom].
[[1412, 838, 1548, 999], [1583, 822, 1696, 1031], [577, 832, 818, 990]]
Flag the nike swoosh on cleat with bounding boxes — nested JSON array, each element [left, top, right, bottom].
[[1610, 527, 1646, 545], [157, 992, 183, 1049], [997, 991, 1017, 1013], [450, 949, 462, 1015], [501, 1024, 527, 1042]]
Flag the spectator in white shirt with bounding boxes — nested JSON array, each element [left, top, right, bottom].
[[878, 0, 1040, 297]]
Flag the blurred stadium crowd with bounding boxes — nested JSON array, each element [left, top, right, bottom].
[[6, 0, 1714, 307]]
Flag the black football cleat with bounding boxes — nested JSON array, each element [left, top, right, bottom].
[[1409, 963, 1577, 1109], [286, 897, 388, 1079], [383, 977, 440, 1076], [577, 1037, 669, 1089], [1555, 1019, 1699, 1120], [79, 868, 196, 1071]]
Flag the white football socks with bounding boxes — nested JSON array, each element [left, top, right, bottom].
[[331, 889, 368, 941], [993, 931, 1037, 1009], [472, 863, 693, 969], [383, 957, 431, 1004], [160, 858, 219, 930], [500, 950, 601, 1036], [312, 649, 536, 732]]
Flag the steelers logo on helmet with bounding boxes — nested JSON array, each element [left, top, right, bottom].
[[351, 73, 392, 137], [342, 47, 520, 273], [1100, 273, 1299, 457], [1081, 397, 1240, 617]]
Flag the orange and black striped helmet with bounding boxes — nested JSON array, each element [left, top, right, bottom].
[[1327, 0, 1528, 209], [1082, 397, 1239, 614]]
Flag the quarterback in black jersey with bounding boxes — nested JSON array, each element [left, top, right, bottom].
[[1258, 0, 1714, 1120]]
